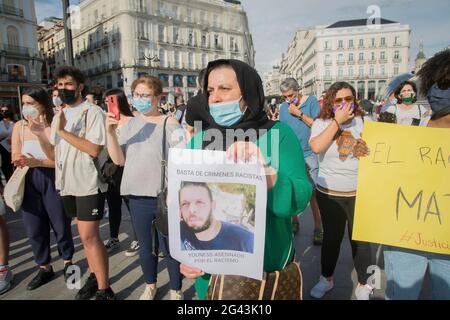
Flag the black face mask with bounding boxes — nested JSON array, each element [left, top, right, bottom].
[[59, 89, 79, 105], [1, 111, 13, 119]]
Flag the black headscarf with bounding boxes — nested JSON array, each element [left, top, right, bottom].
[[200, 59, 276, 150]]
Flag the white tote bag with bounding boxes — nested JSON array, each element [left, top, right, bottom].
[[3, 166, 29, 212], [3, 121, 29, 212]]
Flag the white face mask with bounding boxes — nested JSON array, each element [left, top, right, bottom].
[[52, 96, 63, 108], [22, 105, 39, 120]]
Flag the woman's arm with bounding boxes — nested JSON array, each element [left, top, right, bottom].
[[266, 125, 313, 218], [11, 121, 23, 162], [105, 112, 125, 166]]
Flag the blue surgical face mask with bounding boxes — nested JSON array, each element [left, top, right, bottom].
[[209, 97, 245, 126], [133, 98, 152, 113]]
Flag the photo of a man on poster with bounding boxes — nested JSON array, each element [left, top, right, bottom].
[[178, 181, 254, 253]]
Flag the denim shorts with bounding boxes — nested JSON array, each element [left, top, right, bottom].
[[304, 153, 319, 186]]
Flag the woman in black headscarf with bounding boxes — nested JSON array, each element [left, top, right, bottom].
[[179, 59, 312, 300]]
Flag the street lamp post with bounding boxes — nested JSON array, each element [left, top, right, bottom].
[[62, 0, 74, 66]]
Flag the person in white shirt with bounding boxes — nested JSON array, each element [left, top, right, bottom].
[[0, 104, 15, 184], [384, 80, 430, 126], [11, 87, 75, 291], [49, 66, 114, 300], [309, 81, 373, 300]]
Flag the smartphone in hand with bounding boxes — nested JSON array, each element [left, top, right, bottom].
[[106, 95, 120, 120]]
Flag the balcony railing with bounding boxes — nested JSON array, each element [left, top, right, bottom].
[[3, 45, 30, 57], [379, 58, 387, 63], [337, 60, 345, 66], [0, 4, 24, 17], [393, 58, 402, 63], [368, 59, 377, 64], [358, 59, 366, 64], [347, 60, 355, 65], [324, 61, 332, 66]]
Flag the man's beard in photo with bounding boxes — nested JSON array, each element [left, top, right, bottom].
[[190, 210, 213, 234]]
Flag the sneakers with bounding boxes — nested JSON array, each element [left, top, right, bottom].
[[105, 238, 120, 253], [93, 287, 116, 300], [170, 289, 184, 300], [75, 273, 98, 300], [0, 266, 13, 295], [140, 285, 157, 300], [27, 267, 55, 291], [355, 284, 374, 300], [310, 276, 334, 299], [313, 229, 324, 245], [125, 240, 140, 257]]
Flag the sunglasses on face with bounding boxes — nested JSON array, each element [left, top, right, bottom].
[[334, 96, 354, 105]]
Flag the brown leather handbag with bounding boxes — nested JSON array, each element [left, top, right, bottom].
[[206, 261, 303, 300]]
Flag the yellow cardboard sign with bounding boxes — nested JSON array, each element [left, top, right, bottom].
[[353, 122, 450, 254]]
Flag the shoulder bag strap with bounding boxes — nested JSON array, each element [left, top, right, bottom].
[[160, 117, 169, 191]]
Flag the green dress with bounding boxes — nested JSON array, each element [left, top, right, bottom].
[[188, 122, 313, 299]]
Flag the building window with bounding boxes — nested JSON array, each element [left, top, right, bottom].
[[138, 21, 146, 39], [380, 51, 386, 60], [214, 34, 219, 48], [371, 52, 375, 61], [338, 68, 343, 78], [187, 8, 193, 22], [188, 52, 194, 69], [359, 67, 364, 77], [338, 54, 344, 62], [7, 25, 19, 47], [324, 41, 330, 50], [200, 11, 206, 25], [188, 30, 193, 46], [349, 67, 353, 77], [371, 38, 375, 47], [338, 40, 343, 49], [349, 39, 354, 48], [173, 26, 179, 43], [369, 67, 374, 76], [359, 53, 364, 61], [395, 36, 400, 45], [394, 65, 399, 75], [202, 53, 207, 67], [201, 34, 207, 47], [349, 53, 354, 61], [359, 39, 364, 47], [171, 5, 178, 19], [325, 54, 331, 64], [381, 37, 386, 46], [394, 50, 400, 59], [213, 14, 219, 28], [325, 68, 330, 77], [381, 65, 385, 75], [174, 51, 180, 68], [158, 25, 165, 41], [159, 49, 165, 67]]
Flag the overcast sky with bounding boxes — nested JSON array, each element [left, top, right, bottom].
[[35, 0, 450, 75]]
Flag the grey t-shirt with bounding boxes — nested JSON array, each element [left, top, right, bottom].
[[118, 116, 185, 197]]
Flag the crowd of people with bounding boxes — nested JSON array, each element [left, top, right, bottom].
[[0, 48, 449, 300]]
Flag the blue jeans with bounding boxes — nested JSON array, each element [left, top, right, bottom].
[[127, 196, 182, 290], [384, 246, 450, 299], [304, 153, 319, 186]]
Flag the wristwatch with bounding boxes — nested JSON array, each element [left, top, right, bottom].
[[297, 112, 304, 121]]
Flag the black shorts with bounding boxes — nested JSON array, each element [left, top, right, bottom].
[[61, 192, 106, 222]]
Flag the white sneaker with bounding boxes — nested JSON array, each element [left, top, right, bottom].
[[355, 284, 374, 300], [0, 267, 14, 295], [140, 285, 157, 300], [170, 289, 183, 300], [310, 276, 334, 299], [125, 240, 140, 257]]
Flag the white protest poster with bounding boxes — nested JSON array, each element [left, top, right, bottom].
[[168, 148, 267, 280]]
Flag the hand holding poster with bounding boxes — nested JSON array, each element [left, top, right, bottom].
[[353, 122, 449, 254], [168, 149, 267, 280]]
